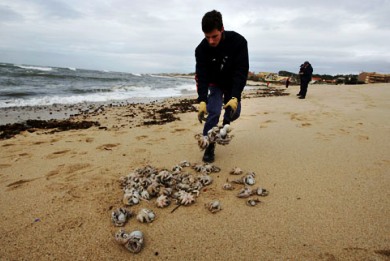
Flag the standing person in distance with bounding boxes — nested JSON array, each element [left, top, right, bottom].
[[195, 10, 249, 163], [298, 61, 313, 99], [297, 63, 304, 96]]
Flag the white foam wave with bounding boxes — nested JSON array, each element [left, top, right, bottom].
[[149, 74, 171, 78], [0, 83, 196, 108], [16, 65, 53, 71]]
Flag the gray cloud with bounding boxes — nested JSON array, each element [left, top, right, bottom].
[[0, 5, 23, 22], [0, 0, 389, 74]]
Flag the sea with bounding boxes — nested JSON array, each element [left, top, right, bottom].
[[0, 63, 197, 108]]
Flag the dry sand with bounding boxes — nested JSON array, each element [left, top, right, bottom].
[[0, 83, 389, 260]]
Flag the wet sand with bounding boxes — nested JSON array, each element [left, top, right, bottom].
[[0, 83, 389, 260]]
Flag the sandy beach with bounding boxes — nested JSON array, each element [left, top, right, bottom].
[[0, 83, 389, 260]]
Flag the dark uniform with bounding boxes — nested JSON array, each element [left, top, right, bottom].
[[298, 61, 313, 99]]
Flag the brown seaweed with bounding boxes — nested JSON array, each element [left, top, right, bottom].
[[0, 119, 100, 139]]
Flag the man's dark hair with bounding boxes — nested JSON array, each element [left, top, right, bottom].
[[202, 10, 223, 33]]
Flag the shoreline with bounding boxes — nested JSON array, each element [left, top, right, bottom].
[[0, 96, 192, 125], [0, 83, 282, 126], [0, 77, 302, 125], [0, 86, 289, 140]]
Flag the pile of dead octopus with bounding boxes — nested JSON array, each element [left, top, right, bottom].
[[111, 125, 269, 253]]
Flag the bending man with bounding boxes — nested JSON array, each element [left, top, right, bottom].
[[195, 10, 249, 163]]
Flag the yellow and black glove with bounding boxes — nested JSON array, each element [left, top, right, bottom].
[[223, 97, 238, 113], [198, 101, 207, 123]]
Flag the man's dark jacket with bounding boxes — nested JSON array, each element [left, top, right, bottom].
[[301, 63, 313, 83], [195, 31, 249, 103]]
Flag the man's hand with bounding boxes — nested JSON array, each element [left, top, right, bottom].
[[198, 101, 207, 123], [223, 97, 238, 112]]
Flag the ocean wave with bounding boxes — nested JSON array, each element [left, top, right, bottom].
[[0, 87, 190, 108], [1, 91, 37, 98], [180, 88, 197, 95], [0, 63, 197, 108], [16, 65, 54, 71], [9, 71, 129, 82]]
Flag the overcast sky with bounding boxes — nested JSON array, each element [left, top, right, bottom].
[[1, 0, 389, 75]]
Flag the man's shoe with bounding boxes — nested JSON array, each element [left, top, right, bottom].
[[202, 143, 215, 163], [298, 96, 305, 99], [296, 93, 301, 96]]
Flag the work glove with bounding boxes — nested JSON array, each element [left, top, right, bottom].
[[223, 97, 238, 113], [198, 101, 207, 123]]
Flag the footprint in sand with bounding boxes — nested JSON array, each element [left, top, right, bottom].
[[46, 163, 91, 180], [8, 152, 33, 162], [96, 143, 120, 150], [135, 148, 147, 153], [2, 143, 15, 147], [374, 159, 389, 167], [315, 132, 335, 141], [50, 138, 60, 143], [145, 137, 166, 145], [339, 128, 350, 134], [6, 178, 37, 190], [356, 135, 369, 141], [57, 218, 84, 232], [288, 112, 314, 128], [374, 249, 390, 258], [290, 113, 308, 122], [0, 164, 12, 169], [33, 141, 46, 145], [260, 119, 275, 128], [136, 135, 148, 140], [46, 149, 72, 159], [171, 128, 189, 133]]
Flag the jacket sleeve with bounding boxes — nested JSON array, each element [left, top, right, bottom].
[[195, 47, 209, 103], [231, 38, 249, 101]]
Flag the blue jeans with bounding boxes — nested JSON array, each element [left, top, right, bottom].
[[203, 86, 241, 136]]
